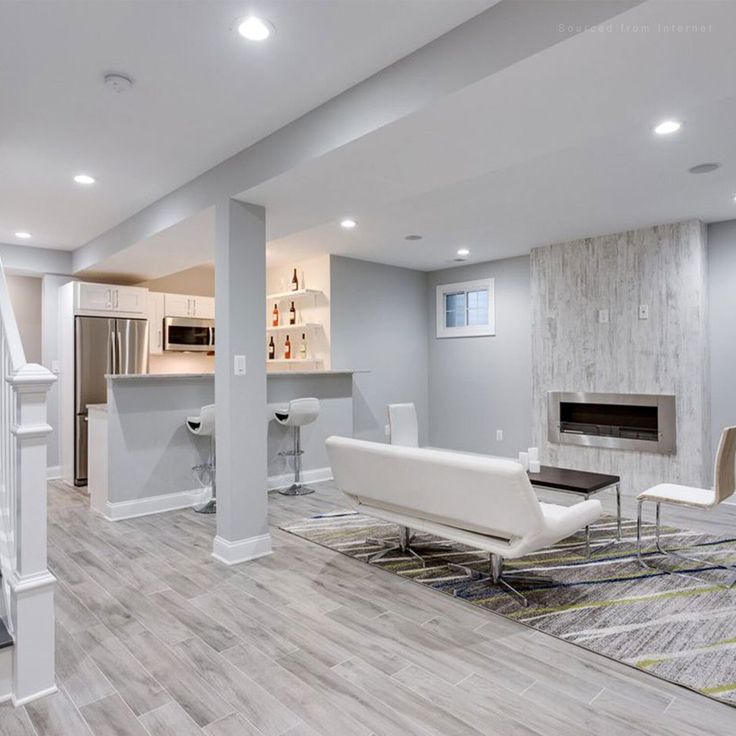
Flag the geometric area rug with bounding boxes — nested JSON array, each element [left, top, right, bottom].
[[281, 511, 736, 707]]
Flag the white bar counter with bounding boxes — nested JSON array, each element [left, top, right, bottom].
[[88, 370, 364, 520]]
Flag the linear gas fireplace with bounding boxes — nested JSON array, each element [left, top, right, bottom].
[[548, 392, 676, 454]]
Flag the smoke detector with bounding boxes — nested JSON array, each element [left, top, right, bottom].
[[103, 73, 134, 94]]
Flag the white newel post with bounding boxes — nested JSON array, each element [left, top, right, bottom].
[[6, 363, 57, 705]]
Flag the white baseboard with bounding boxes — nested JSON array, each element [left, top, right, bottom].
[[267, 466, 332, 491], [46, 465, 61, 480], [102, 488, 207, 521], [212, 533, 272, 565]]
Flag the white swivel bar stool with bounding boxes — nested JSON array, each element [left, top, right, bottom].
[[274, 398, 320, 496], [186, 404, 216, 514]]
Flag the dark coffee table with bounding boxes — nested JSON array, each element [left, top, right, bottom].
[[527, 465, 621, 556]]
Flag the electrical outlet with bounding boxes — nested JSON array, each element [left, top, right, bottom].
[[638, 304, 649, 320], [384, 424, 391, 437], [51, 360, 60, 374], [496, 429, 503, 441], [598, 309, 609, 324]]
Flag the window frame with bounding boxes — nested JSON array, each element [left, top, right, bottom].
[[435, 278, 495, 338]]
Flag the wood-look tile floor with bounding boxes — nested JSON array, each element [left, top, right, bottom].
[[1, 480, 735, 735]]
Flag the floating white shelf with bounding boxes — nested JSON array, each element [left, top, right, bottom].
[[267, 358, 322, 367], [266, 288, 322, 302], [266, 322, 321, 334]]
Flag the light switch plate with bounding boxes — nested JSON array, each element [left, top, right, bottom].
[[496, 429, 503, 441], [233, 355, 246, 375], [638, 304, 649, 320], [51, 360, 60, 374], [598, 309, 609, 324], [384, 424, 391, 437]]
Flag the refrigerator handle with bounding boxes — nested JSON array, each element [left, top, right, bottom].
[[209, 326, 214, 348], [117, 329, 124, 373], [109, 327, 117, 374]]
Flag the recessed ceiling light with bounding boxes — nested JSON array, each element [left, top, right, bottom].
[[654, 120, 681, 135], [688, 162, 721, 175], [14, 231, 31, 239], [457, 248, 470, 257], [74, 173, 95, 185], [237, 16, 272, 41], [103, 73, 133, 94], [340, 218, 357, 229], [404, 234, 423, 241]]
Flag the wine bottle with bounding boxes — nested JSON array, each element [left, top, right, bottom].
[[284, 335, 291, 360], [268, 336, 275, 360], [290, 268, 299, 292], [299, 333, 307, 360], [272, 303, 279, 327], [289, 301, 296, 325]]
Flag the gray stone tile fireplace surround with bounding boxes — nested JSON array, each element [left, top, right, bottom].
[[531, 220, 709, 495]]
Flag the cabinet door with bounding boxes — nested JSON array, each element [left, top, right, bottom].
[[148, 292, 165, 355], [77, 283, 114, 312], [192, 296, 215, 319], [113, 286, 147, 314], [164, 294, 192, 318]]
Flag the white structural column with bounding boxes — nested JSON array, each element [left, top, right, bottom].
[[212, 200, 271, 564]]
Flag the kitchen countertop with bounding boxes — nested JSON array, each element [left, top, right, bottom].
[[107, 369, 368, 380]]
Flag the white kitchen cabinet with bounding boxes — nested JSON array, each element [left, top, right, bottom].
[[74, 282, 147, 316], [147, 292, 165, 355], [163, 293, 215, 319]]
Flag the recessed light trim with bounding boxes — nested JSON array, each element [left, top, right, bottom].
[[688, 162, 721, 175], [654, 120, 681, 136], [74, 173, 95, 185], [14, 231, 31, 239], [340, 218, 357, 229], [237, 16, 272, 41], [457, 248, 470, 257]]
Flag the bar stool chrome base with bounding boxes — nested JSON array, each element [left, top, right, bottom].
[[278, 482, 315, 496], [194, 498, 217, 513]]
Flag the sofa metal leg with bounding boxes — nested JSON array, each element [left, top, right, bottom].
[[365, 526, 447, 568], [449, 554, 528, 607]]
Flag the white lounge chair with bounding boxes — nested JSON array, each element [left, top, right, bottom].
[[326, 436, 602, 606]]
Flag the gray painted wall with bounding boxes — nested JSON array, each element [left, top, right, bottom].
[[427, 256, 532, 457], [708, 220, 736, 464], [6, 274, 42, 363], [330, 255, 429, 444]]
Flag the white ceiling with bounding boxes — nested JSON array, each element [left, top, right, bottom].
[[238, 0, 736, 270], [0, 0, 493, 250]]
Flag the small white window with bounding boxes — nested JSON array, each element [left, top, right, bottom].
[[436, 278, 495, 338]]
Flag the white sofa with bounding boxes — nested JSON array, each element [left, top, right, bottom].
[[326, 436, 602, 605]]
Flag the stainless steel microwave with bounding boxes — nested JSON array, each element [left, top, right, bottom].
[[163, 317, 215, 352]]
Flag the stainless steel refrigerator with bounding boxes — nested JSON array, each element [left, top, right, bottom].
[[74, 316, 148, 485]]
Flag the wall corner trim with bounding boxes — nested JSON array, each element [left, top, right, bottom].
[[212, 533, 272, 566]]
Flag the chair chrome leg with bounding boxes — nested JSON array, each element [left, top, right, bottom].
[[194, 436, 216, 514], [616, 483, 622, 541], [278, 426, 315, 496], [637, 500, 736, 587], [365, 526, 451, 568]]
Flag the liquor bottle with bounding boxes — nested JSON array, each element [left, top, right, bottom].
[[290, 268, 299, 292], [284, 335, 291, 359], [268, 336, 275, 360], [272, 303, 279, 327], [289, 301, 296, 325], [299, 333, 307, 360]]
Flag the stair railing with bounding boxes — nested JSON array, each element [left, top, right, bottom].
[[0, 259, 56, 705]]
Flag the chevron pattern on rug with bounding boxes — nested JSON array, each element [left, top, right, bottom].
[[281, 511, 736, 707]]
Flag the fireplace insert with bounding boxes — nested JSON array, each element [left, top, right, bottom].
[[548, 392, 676, 454]]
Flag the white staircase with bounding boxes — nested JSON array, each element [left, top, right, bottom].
[[0, 259, 56, 705]]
